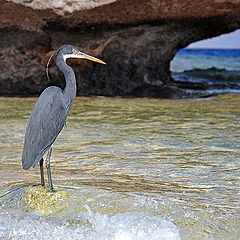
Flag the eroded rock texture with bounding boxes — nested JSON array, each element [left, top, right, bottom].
[[0, 0, 240, 97]]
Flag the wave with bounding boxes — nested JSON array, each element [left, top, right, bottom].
[[0, 208, 181, 240]]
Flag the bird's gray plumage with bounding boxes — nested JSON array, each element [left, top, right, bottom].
[[22, 87, 67, 169], [22, 45, 77, 170], [21, 44, 105, 189]]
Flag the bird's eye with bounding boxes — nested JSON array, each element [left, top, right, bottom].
[[72, 49, 78, 55]]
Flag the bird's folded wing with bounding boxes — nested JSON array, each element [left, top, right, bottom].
[[22, 87, 67, 169]]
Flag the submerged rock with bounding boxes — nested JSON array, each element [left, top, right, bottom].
[[172, 68, 240, 98], [173, 68, 240, 84], [0, 0, 240, 98]]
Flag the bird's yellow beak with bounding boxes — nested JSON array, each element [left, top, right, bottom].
[[77, 52, 106, 65]]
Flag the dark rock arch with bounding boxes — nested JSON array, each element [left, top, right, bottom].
[[0, 0, 240, 97]]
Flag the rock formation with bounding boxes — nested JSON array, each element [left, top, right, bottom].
[[0, 0, 240, 98]]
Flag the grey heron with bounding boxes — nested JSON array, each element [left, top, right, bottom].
[[22, 44, 106, 191]]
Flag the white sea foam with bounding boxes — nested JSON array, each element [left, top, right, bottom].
[[0, 208, 181, 240]]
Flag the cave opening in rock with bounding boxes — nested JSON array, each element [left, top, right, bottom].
[[169, 29, 240, 97]]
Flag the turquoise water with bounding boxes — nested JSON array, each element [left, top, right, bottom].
[[0, 95, 239, 239]]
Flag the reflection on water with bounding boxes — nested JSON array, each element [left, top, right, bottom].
[[0, 94, 239, 239]]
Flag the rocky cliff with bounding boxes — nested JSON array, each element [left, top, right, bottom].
[[0, 0, 240, 98]]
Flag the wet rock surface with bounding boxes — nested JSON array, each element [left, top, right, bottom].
[[172, 68, 240, 98], [0, 0, 240, 98]]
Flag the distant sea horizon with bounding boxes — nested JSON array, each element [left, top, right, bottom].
[[171, 48, 240, 72], [177, 48, 240, 57], [186, 47, 240, 49]]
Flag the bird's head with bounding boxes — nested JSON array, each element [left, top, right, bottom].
[[56, 44, 106, 65]]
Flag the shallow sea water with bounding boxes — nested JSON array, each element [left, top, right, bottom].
[[0, 94, 239, 239]]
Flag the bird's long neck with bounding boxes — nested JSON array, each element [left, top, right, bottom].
[[55, 54, 77, 113]]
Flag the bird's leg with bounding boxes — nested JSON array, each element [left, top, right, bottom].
[[39, 158, 45, 186], [46, 147, 54, 191]]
